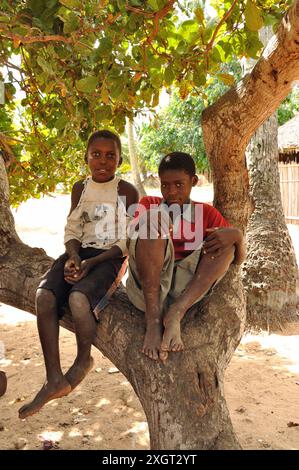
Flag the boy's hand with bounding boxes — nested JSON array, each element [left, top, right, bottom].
[[64, 258, 95, 284], [203, 227, 240, 257], [64, 254, 81, 277]]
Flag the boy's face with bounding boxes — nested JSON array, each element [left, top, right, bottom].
[[86, 137, 121, 183], [160, 169, 198, 207]]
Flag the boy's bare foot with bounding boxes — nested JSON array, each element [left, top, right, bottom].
[[65, 356, 94, 390], [18, 378, 71, 419], [161, 313, 184, 355], [142, 322, 163, 361]]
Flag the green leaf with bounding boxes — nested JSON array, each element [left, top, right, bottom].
[[37, 56, 54, 74], [46, 0, 59, 7], [180, 20, 198, 32], [63, 12, 79, 33], [97, 37, 113, 57], [59, 0, 81, 8], [148, 0, 159, 11], [193, 69, 206, 87], [164, 67, 175, 86], [29, 0, 45, 16], [217, 73, 235, 86], [75, 76, 98, 93], [110, 80, 125, 100], [54, 115, 68, 129], [244, 0, 264, 32], [176, 40, 188, 55], [245, 33, 264, 59], [95, 105, 112, 122], [0, 15, 10, 23], [218, 40, 233, 60], [12, 26, 29, 36], [195, 7, 204, 24]]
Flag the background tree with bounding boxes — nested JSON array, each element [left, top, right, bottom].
[[278, 86, 299, 125], [126, 117, 146, 196], [137, 60, 242, 175], [0, 0, 298, 450], [242, 27, 298, 331]]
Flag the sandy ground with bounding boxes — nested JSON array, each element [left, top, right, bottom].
[[0, 186, 299, 451]]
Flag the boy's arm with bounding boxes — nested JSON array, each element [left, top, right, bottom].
[[116, 179, 140, 256], [118, 179, 139, 210], [203, 227, 246, 265]]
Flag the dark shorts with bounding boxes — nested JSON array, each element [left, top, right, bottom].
[[39, 247, 127, 320]]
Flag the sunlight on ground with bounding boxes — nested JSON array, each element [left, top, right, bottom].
[[121, 421, 149, 448], [0, 303, 34, 325], [96, 398, 111, 408], [242, 333, 299, 374], [38, 430, 63, 442]]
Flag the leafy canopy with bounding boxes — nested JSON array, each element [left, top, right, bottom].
[[0, 0, 291, 203]]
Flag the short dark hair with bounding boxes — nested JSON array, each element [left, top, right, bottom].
[[87, 130, 122, 154], [158, 152, 196, 177]]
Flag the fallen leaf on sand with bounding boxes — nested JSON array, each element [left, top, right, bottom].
[[287, 422, 299, 428]]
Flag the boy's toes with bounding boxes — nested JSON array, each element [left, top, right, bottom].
[[160, 339, 170, 352], [159, 350, 168, 362], [142, 347, 159, 361]]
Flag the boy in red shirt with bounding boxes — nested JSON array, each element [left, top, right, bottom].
[[127, 152, 245, 362]]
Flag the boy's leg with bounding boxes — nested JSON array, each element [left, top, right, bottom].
[[161, 246, 235, 354], [19, 289, 71, 419], [135, 237, 168, 360], [65, 291, 96, 390], [64, 255, 126, 387]]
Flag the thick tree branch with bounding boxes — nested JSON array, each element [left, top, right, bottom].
[[203, 0, 299, 157], [201, 0, 299, 227]]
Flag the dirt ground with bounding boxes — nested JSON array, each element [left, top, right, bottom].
[[0, 187, 299, 450]]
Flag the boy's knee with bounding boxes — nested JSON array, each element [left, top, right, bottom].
[[216, 245, 235, 267], [214, 245, 235, 277], [69, 291, 89, 310], [36, 288, 56, 311], [138, 209, 170, 240]]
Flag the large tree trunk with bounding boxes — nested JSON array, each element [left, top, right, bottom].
[[241, 27, 298, 331], [126, 118, 146, 197], [1, 1, 299, 450], [0, 155, 242, 450]]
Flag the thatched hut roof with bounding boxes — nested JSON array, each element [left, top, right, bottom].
[[278, 113, 299, 154]]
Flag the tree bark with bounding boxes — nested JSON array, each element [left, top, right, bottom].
[[126, 118, 146, 197], [242, 27, 298, 331]]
